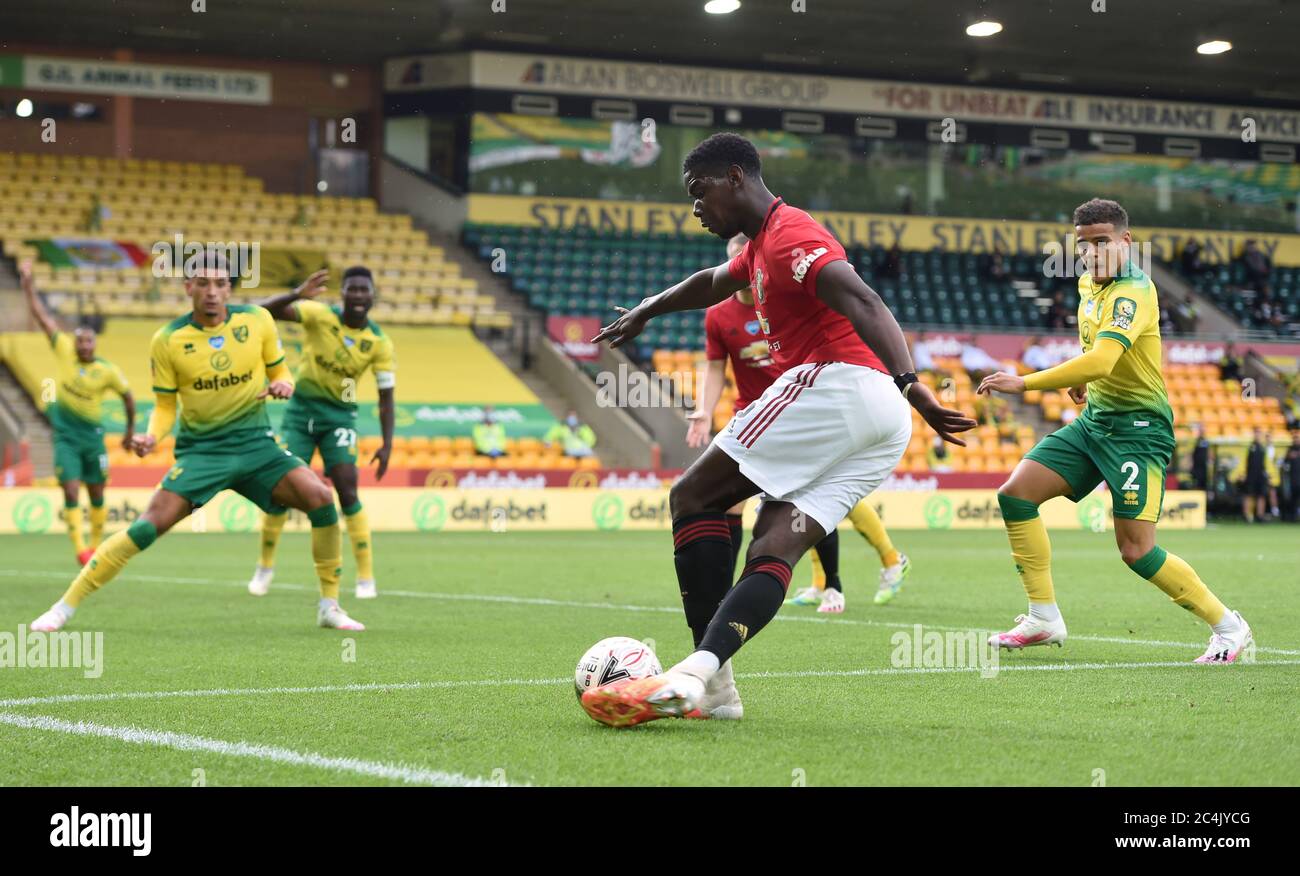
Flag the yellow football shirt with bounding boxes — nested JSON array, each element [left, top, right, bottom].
[[47, 331, 129, 432], [150, 304, 285, 450], [1075, 263, 1173, 427], [291, 299, 396, 411]]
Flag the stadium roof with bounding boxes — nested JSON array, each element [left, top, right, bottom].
[[2, 0, 1296, 106]]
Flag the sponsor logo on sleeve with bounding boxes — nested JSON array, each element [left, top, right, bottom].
[[791, 246, 829, 283], [1111, 297, 1136, 330]]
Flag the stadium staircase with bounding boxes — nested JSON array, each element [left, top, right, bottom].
[[421, 224, 662, 468], [0, 363, 52, 478], [1149, 262, 1245, 338]]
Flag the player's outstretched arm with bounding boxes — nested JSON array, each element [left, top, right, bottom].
[[978, 339, 1124, 396], [120, 390, 137, 448], [131, 391, 176, 457], [592, 263, 745, 348], [257, 268, 329, 322], [815, 260, 977, 446], [372, 386, 395, 481], [19, 259, 59, 339], [686, 358, 726, 448]]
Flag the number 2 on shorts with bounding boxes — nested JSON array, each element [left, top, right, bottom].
[[1121, 460, 1140, 491], [334, 428, 357, 448]]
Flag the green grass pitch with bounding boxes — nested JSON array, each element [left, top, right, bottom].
[[1, 525, 1297, 786]]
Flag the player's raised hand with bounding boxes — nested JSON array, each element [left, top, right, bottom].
[[685, 409, 711, 448], [906, 382, 977, 447], [18, 258, 34, 288], [977, 371, 1027, 396], [591, 305, 648, 349], [1068, 384, 1088, 405], [128, 434, 156, 458], [258, 380, 295, 400], [294, 269, 329, 300], [370, 444, 392, 481]]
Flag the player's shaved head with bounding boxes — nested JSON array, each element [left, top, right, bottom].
[[682, 132, 761, 179], [72, 325, 96, 361], [682, 134, 775, 241], [341, 264, 375, 326]]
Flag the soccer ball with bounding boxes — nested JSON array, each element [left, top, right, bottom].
[[574, 637, 661, 700]]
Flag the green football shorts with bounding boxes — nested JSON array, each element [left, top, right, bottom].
[[160, 431, 305, 512], [1024, 411, 1174, 523]]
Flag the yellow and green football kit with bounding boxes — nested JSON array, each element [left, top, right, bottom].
[[48, 332, 128, 485], [150, 304, 305, 511], [1001, 263, 1230, 628], [259, 300, 395, 584], [279, 299, 396, 472], [56, 304, 347, 613], [1024, 264, 1175, 522]]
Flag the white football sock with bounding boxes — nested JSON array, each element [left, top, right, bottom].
[[674, 650, 720, 681], [1212, 610, 1241, 636], [55, 601, 75, 620], [1028, 602, 1061, 622], [318, 598, 339, 610]]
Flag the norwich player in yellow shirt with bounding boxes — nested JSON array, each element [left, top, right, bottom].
[[247, 266, 396, 600], [978, 199, 1252, 664], [30, 254, 365, 633], [20, 260, 136, 566]]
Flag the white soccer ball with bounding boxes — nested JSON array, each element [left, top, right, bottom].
[[574, 636, 661, 700]]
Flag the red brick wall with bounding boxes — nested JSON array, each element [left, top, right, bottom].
[[0, 44, 378, 193]]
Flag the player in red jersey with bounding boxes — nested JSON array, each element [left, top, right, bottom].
[[584, 133, 974, 726], [688, 234, 912, 616]]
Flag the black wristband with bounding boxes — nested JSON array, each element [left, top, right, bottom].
[[893, 372, 919, 395]]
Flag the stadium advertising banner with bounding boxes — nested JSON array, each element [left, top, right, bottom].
[[0, 54, 272, 104], [0, 488, 1206, 534], [468, 194, 1300, 266], [908, 332, 1300, 368], [547, 315, 602, 360], [93, 400, 559, 439], [388, 51, 1300, 144]]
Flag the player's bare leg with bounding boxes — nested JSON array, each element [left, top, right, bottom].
[[329, 461, 377, 599], [581, 445, 760, 726], [269, 467, 363, 631], [989, 460, 1071, 650], [724, 498, 746, 580], [1113, 517, 1253, 664], [583, 448, 825, 726], [31, 488, 192, 631]]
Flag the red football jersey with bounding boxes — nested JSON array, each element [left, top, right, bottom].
[[704, 294, 784, 408], [726, 198, 887, 374]]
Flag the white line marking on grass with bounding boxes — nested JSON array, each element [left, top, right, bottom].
[[744, 658, 1300, 680], [0, 677, 568, 708], [5, 568, 1299, 656], [3, 659, 1297, 710], [0, 711, 517, 786]]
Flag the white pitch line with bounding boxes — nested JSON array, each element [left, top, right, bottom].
[[0, 677, 570, 708], [0, 711, 514, 786], [4, 567, 1299, 656], [3, 658, 1298, 710], [743, 658, 1300, 680]]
